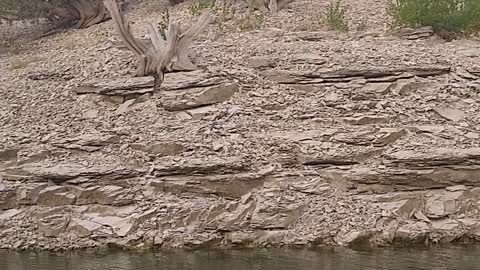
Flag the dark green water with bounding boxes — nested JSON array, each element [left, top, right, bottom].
[[1, 246, 480, 270]]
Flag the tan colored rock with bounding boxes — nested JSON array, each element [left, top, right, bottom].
[[0, 209, 24, 220], [247, 56, 272, 69], [376, 198, 422, 219], [0, 188, 17, 210], [186, 106, 219, 120], [323, 148, 480, 193], [90, 215, 135, 237], [431, 219, 461, 231], [250, 199, 305, 229], [361, 82, 393, 95], [115, 98, 136, 115], [183, 234, 223, 249], [77, 185, 132, 206], [290, 54, 326, 65], [68, 218, 103, 237], [433, 107, 465, 122], [154, 157, 247, 176], [446, 185, 467, 192], [264, 65, 450, 84], [83, 205, 116, 216], [17, 183, 48, 205], [38, 215, 70, 237], [53, 133, 119, 152], [413, 211, 430, 223], [254, 230, 286, 246], [373, 128, 407, 146], [291, 179, 331, 195], [334, 231, 363, 246], [455, 67, 478, 80], [0, 148, 18, 162], [413, 125, 445, 134], [424, 190, 467, 218], [151, 166, 273, 198], [175, 111, 192, 120], [386, 148, 480, 167], [130, 142, 185, 157], [225, 231, 256, 246], [395, 221, 430, 241], [101, 95, 124, 105], [82, 109, 99, 119], [208, 202, 256, 230], [162, 83, 238, 111], [37, 186, 76, 207], [389, 80, 427, 95], [14, 163, 142, 184], [465, 132, 480, 139], [342, 114, 395, 125]]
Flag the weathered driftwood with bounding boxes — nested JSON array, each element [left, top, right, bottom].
[[103, 0, 210, 92], [47, 0, 112, 29], [248, 0, 295, 13]]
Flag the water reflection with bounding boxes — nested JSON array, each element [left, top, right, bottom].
[[1, 246, 480, 270]]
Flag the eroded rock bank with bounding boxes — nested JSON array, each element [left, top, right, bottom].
[[2, 147, 480, 251], [2, 0, 480, 252]]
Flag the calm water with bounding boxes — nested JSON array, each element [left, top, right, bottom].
[[1, 246, 480, 270]]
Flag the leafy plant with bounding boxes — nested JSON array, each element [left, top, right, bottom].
[[324, 0, 349, 32], [388, 0, 480, 35]]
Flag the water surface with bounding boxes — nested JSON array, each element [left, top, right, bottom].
[[1, 246, 479, 270]]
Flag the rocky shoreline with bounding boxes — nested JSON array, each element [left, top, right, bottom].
[[2, 148, 480, 251], [2, 0, 480, 251]]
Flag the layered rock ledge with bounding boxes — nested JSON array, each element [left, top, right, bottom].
[[2, 146, 480, 251], [2, 0, 480, 252]]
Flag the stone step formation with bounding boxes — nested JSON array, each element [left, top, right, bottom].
[[1, 0, 480, 251]]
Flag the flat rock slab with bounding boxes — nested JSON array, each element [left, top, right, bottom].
[[2, 163, 143, 184], [73, 70, 238, 110], [153, 157, 249, 176], [263, 65, 451, 84], [324, 148, 480, 193], [73, 70, 225, 95], [150, 166, 274, 198], [385, 148, 480, 167], [162, 83, 238, 111], [324, 166, 480, 193], [433, 107, 466, 122]]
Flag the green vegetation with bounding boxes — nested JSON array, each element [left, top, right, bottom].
[[388, 0, 480, 35], [324, 0, 349, 32]]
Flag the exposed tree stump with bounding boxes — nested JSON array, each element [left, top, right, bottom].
[[103, 0, 210, 94], [46, 0, 114, 29]]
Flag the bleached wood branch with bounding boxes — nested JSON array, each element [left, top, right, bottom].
[[248, 0, 295, 13], [103, 0, 210, 89]]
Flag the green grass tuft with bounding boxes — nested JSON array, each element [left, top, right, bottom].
[[324, 0, 349, 32]]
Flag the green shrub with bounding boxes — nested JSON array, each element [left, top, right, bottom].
[[324, 0, 349, 32], [388, 0, 480, 35]]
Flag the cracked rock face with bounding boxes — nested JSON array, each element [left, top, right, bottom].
[[2, 0, 480, 252]]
